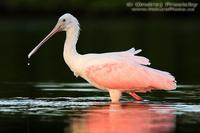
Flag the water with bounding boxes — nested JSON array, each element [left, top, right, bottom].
[[0, 82, 199, 133]]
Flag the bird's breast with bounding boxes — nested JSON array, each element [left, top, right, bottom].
[[63, 54, 83, 77]]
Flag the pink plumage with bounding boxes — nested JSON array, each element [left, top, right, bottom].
[[86, 62, 176, 91], [85, 48, 176, 93]]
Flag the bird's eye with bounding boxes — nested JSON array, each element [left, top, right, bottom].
[[63, 19, 66, 22]]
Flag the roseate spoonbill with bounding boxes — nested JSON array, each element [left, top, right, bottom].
[[28, 13, 176, 102]]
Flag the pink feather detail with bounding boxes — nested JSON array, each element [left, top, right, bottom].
[[85, 61, 176, 92]]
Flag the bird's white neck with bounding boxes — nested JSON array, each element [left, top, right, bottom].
[[64, 25, 80, 56], [63, 25, 81, 72]]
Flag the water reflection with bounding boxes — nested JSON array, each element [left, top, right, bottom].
[[69, 103, 175, 133], [0, 82, 200, 133]]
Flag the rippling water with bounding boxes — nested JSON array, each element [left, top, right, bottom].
[[0, 82, 199, 133]]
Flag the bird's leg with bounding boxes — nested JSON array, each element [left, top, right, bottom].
[[128, 92, 143, 101], [108, 89, 122, 103]]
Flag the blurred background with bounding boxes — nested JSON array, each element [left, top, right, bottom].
[[0, 0, 199, 84]]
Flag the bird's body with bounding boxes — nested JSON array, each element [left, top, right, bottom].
[[28, 13, 176, 102]]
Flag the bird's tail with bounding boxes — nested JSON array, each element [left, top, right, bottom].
[[148, 68, 177, 90]]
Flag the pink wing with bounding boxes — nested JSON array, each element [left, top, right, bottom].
[[85, 49, 176, 92]]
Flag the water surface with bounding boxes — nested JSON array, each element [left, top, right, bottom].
[[0, 82, 199, 133]]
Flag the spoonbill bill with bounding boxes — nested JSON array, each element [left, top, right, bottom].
[[28, 13, 176, 102]]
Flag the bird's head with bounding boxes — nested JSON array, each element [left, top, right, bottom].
[[28, 13, 79, 59], [57, 13, 79, 31]]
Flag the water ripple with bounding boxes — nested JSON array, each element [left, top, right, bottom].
[[0, 82, 199, 118]]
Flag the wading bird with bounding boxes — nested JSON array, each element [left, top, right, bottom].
[[28, 13, 176, 102]]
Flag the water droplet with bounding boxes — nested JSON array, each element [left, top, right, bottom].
[[27, 58, 31, 66]]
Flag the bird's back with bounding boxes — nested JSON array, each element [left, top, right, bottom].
[[81, 48, 176, 92]]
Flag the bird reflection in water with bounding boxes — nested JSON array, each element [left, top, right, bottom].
[[68, 103, 175, 133]]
